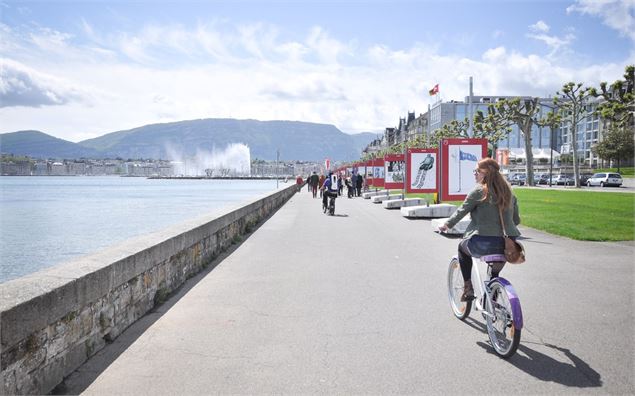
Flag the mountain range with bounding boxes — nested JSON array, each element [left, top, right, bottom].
[[0, 119, 378, 162]]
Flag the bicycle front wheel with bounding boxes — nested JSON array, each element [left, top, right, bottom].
[[447, 257, 471, 320], [485, 280, 521, 358]]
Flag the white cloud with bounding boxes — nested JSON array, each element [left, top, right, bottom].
[[568, 0, 635, 41], [0, 21, 632, 142], [526, 21, 576, 57], [529, 20, 550, 33], [0, 58, 91, 108]]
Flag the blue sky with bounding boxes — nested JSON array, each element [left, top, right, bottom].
[[1, 0, 633, 141]]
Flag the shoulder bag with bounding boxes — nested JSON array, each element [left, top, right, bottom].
[[498, 207, 526, 264]]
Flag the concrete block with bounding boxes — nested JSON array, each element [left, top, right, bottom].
[[431, 215, 471, 235], [400, 203, 458, 218], [383, 198, 427, 209], [362, 190, 389, 199], [371, 194, 403, 204]]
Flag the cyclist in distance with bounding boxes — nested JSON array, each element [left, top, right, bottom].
[[321, 171, 338, 213], [438, 158, 521, 302]]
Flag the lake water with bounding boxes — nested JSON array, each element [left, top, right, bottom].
[[0, 176, 279, 284]]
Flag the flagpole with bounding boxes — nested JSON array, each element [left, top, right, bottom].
[[468, 77, 473, 136], [458, 149, 462, 192]]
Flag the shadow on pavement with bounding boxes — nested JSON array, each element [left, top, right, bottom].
[[477, 341, 603, 388], [463, 318, 601, 387]]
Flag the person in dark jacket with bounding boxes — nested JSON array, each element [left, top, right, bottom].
[[309, 171, 319, 198]]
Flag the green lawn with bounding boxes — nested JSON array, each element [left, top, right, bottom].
[[371, 187, 634, 241], [513, 189, 634, 241]]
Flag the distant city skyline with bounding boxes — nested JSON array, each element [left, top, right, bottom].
[[1, 0, 633, 142]]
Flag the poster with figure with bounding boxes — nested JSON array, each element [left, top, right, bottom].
[[406, 148, 438, 193], [384, 154, 405, 189], [371, 158, 384, 187], [440, 138, 488, 202]]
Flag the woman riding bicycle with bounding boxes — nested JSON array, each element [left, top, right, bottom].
[[438, 158, 521, 302]]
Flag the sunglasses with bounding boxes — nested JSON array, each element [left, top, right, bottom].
[[473, 169, 481, 176]]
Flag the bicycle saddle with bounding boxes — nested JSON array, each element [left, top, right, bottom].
[[481, 254, 506, 263]]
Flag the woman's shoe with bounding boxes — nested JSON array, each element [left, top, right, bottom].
[[461, 280, 475, 302]]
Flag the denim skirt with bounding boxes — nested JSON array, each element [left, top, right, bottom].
[[460, 235, 509, 258]]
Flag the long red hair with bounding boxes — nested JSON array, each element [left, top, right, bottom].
[[477, 158, 512, 209]]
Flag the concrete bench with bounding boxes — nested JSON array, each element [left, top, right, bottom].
[[383, 198, 427, 209], [431, 215, 471, 235], [362, 190, 389, 199], [400, 203, 457, 218], [371, 194, 403, 204]]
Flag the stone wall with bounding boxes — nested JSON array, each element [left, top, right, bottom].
[[0, 184, 298, 395]]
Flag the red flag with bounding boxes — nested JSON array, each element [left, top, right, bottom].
[[428, 84, 439, 96], [325, 158, 330, 170]]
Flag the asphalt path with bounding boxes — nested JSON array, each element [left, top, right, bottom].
[[70, 189, 634, 395]]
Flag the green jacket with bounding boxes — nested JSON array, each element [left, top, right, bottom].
[[445, 185, 521, 239]]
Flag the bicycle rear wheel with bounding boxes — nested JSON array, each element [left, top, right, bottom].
[[447, 257, 471, 319], [485, 280, 521, 358]]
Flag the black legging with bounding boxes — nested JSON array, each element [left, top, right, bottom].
[[323, 190, 337, 208], [458, 240, 503, 281]]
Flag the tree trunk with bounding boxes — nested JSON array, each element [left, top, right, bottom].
[[571, 110, 581, 188], [522, 118, 534, 186]]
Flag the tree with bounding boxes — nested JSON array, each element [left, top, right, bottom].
[[553, 83, 593, 188], [536, 110, 562, 186], [427, 119, 467, 149], [592, 123, 635, 172], [473, 108, 513, 157], [406, 133, 429, 149], [485, 98, 542, 186], [590, 65, 635, 168], [591, 65, 634, 127]]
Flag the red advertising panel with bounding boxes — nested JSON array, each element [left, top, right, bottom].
[[384, 154, 405, 190], [366, 160, 374, 185], [440, 138, 488, 202], [371, 158, 385, 188], [406, 148, 438, 193]]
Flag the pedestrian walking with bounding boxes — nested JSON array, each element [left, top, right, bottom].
[[310, 171, 319, 198]]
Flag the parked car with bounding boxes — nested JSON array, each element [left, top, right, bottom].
[[534, 173, 550, 185], [579, 173, 594, 185], [554, 174, 575, 186], [509, 174, 526, 186], [586, 172, 623, 187]]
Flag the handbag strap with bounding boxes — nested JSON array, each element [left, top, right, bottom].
[[498, 207, 509, 238]]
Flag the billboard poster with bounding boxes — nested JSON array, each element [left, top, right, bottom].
[[406, 148, 438, 193], [371, 158, 385, 187], [440, 138, 488, 202], [384, 154, 405, 189], [366, 160, 374, 184]]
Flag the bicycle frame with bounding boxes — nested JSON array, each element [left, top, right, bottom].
[[471, 257, 523, 330]]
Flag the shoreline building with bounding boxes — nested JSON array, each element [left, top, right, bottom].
[[368, 93, 629, 169]]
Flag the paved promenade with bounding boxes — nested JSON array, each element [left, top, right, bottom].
[[71, 189, 633, 394]]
